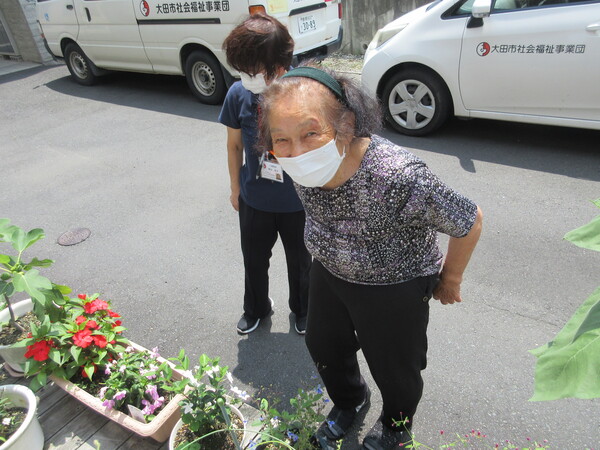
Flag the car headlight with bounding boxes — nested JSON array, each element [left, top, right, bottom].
[[367, 23, 408, 51]]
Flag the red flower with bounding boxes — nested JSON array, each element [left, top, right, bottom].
[[73, 329, 94, 348], [108, 310, 121, 318], [75, 315, 87, 325], [78, 294, 87, 300], [85, 320, 99, 330], [114, 320, 122, 327], [24, 340, 52, 361], [84, 298, 110, 314], [93, 335, 107, 348]]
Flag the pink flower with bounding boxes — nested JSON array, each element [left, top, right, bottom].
[[102, 399, 115, 409], [113, 391, 127, 401]]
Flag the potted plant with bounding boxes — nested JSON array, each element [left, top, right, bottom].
[[0, 384, 44, 449], [22, 293, 186, 442], [0, 219, 70, 374], [250, 386, 327, 449], [168, 352, 247, 450]]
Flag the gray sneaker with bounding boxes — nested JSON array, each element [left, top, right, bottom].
[[236, 298, 274, 334]]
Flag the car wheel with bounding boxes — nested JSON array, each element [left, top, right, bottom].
[[185, 50, 226, 104], [64, 43, 98, 86], [382, 69, 451, 136]]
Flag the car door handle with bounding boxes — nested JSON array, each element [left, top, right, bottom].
[[85, 7, 91, 21], [66, 4, 73, 9], [586, 23, 600, 31]]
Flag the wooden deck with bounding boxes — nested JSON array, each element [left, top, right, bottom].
[[0, 365, 263, 450]]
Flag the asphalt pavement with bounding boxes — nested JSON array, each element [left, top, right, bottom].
[[1, 62, 599, 449]]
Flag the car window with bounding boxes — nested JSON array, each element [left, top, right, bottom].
[[448, 0, 598, 15]]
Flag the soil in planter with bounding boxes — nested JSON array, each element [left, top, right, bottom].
[[173, 414, 245, 449], [0, 312, 40, 346], [0, 405, 27, 443]]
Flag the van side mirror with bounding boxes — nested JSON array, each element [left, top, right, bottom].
[[468, 0, 492, 28]]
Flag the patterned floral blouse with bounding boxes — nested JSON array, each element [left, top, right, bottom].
[[296, 135, 478, 285]]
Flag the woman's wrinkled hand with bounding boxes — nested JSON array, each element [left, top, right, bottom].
[[432, 276, 463, 305]]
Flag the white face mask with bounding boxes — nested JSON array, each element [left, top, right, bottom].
[[276, 138, 346, 188], [239, 72, 267, 94]]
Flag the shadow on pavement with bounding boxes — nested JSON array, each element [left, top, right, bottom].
[[381, 118, 600, 181], [44, 71, 222, 122]]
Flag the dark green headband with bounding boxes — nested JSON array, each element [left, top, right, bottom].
[[281, 67, 346, 103]]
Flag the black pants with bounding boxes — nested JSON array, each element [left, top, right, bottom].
[[305, 260, 437, 429], [238, 197, 312, 320]]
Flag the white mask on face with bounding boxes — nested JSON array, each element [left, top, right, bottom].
[[276, 138, 346, 188], [239, 72, 267, 94]]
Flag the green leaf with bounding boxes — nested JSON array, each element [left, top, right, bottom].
[[12, 269, 52, 300], [54, 284, 72, 295], [70, 345, 82, 364], [0, 255, 10, 265], [592, 198, 600, 209], [29, 375, 43, 392], [11, 227, 45, 253], [23, 258, 54, 269], [564, 215, 600, 252], [530, 287, 600, 400], [37, 371, 47, 387], [49, 348, 62, 364], [84, 365, 95, 380], [0, 281, 14, 299]]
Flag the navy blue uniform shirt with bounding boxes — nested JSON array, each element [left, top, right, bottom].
[[218, 81, 303, 213]]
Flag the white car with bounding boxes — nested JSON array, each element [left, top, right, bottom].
[[361, 0, 600, 136]]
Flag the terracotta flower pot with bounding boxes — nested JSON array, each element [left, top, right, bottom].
[[0, 384, 44, 450], [168, 404, 246, 450], [0, 299, 35, 375], [50, 342, 185, 442]]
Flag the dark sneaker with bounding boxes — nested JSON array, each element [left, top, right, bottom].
[[237, 298, 274, 334], [236, 314, 260, 334], [361, 419, 412, 450], [317, 385, 371, 441], [295, 315, 307, 335]]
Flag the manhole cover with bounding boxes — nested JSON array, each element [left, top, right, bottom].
[[57, 228, 91, 246]]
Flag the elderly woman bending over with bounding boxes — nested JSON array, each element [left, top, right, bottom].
[[258, 66, 483, 450]]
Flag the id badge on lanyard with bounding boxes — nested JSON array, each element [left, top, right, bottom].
[[257, 152, 284, 183]]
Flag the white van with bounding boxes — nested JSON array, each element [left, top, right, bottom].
[[36, 0, 343, 104], [361, 0, 600, 136]]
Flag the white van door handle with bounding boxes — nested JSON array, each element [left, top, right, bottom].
[[66, 4, 73, 10], [586, 23, 600, 31]]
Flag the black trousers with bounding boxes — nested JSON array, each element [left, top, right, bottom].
[[305, 260, 437, 429], [238, 197, 312, 320]]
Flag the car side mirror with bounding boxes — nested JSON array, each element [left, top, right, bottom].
[[468, 0, 492, 28]]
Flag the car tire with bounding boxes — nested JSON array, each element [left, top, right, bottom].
[[64, 43, 99, 86], [185, 50, 226, 105], [382, 69, 451, 136]]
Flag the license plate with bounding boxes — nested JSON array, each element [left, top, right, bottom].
[[298, 14, 317, 34]]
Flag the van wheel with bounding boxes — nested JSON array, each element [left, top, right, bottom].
[[185, 50, 226, 104], [382, 69, 451, 136], [64, 43, 98, 86]]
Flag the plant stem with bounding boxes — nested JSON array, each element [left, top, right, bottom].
[[6, 297, 25, 333]]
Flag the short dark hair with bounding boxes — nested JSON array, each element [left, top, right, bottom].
[[223, 14, 294, 80], [258, 64, 382, 152]]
